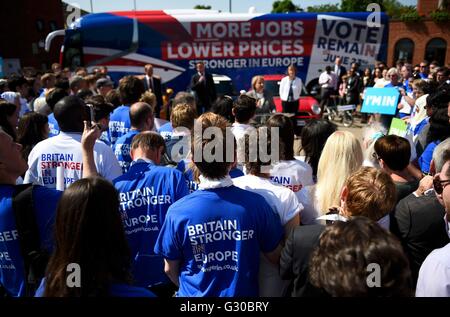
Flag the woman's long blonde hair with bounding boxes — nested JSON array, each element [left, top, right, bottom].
[[315, 131, 363, 214]]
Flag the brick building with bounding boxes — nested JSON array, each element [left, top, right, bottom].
[[388, 0, 450, 67], [0, 0, 64, 75]]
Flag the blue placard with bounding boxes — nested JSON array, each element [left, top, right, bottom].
[[0, 57, 3, 78], [361, 88, 400, 115]]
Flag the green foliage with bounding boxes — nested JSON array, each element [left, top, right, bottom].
[[306, 4, 341, 12], [429, 10, 450, 23], [271, 0, 302, 13], [399, 10, 423, 22], [194, 5, 212, 10], [341, 0, 380, 12]]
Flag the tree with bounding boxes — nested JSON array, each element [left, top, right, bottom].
[[306, 4, 341, 12], [340, 0, 380, 12], [194, 5, 212, 10], [340, 0, 415, 19], [271, 0, 302, 13]]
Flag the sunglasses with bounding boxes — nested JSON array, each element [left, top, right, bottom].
[[433, 177, 450, 195]]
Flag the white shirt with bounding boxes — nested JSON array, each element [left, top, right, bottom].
[[319, 71, 338, 90], [231, 122, 255, 168], [270, 160, 317, 224], [416, 241, 450, 297], [145, 75, 154, 91], [233, 174, 302, 297], [279, 76, 303, 101], [24, 132, 122, 189]]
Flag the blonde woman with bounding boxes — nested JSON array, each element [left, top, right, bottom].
[[246, 75, 275, 123], [314, 131, 363, 214]]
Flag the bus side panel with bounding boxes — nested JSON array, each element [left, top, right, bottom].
[[73, 11, 388, 94]]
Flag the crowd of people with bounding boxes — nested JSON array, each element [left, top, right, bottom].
[[0, 57, 450, 298]]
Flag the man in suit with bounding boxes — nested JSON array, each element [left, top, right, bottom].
[[190, 62, 216, 114], [391, 138, 450, 284], [143, 64, 163, 118], [334, 57, 347, 87]]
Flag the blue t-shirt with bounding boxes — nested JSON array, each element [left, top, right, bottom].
[[109, 105, 131, 146], [47, 113, 60, 138], [113, 161, 189, 288], [384, 82, 403, 88], [99, 131, 111, 147], [403, 79, 413, 94], [176, 160, 244, 193], [154, 185, 283, 297], [0, 185, 61, 297], [113, 130, 140, 174], [35, 279, 155, 297], [158, 123, 174, 141], [418, 140, 440, 174]]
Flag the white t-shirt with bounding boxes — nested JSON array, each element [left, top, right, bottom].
[[233, 174, 302, 297], [270, 159, 318, 225], [24, 132, 122, 189], [231, 122, 255, 168]]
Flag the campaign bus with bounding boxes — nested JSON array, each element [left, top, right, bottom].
[[46, 10, 389, 94]]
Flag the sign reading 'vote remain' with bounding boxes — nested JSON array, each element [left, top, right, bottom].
[[361, 87, 400, 115]]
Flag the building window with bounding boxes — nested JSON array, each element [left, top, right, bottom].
[[36, 19, 44, 32], [424, 38, 447, 66], [394, 38, 414, 63]]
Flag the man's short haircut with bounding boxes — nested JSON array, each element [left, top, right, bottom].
[[118, 76, 145, 105], [432, 138, 450, 173], [309, 217, 412, 297], [105, 89, 121, 109], [191, 112, 234, 179], [53, 96, 86, 132], [76, 88, 94, 101], [41, 73, 56, 83], [172, 91, 196, 108], [55, 78, 69, 91], [140, 91, 157, 109], [233, 95, 256, 123], [7, 76, 27, 92], [344, 167, 397, 221], [69, 76, 85, 90], [131, 131, 165, 152], [46, 88, 69, 111], [374, 135, 411, 171], [86, 96, 114, 121], [130, 102, 153, 128], [211, 95, 234, 122], [171, 103, 197, 130]]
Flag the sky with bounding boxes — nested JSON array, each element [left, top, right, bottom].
[[63, 0, 418, 13]]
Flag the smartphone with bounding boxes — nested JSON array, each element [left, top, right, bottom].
[[86, 104, 95, 127]]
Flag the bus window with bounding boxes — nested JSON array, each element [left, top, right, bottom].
[[63, 29, 83, 70]]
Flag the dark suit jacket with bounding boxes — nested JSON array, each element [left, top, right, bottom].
[[142, 76, 163, 115], [334, 65, 347, 86], [390, 192, 450, 284], [280, 224, 328, 297], [190, 72, 217, 112]]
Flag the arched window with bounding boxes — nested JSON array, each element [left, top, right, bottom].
[[394, 38, 414, 63], [424, 38, 447, 66]]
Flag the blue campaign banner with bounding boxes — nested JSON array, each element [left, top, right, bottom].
[[361, 88, 400, 115]]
